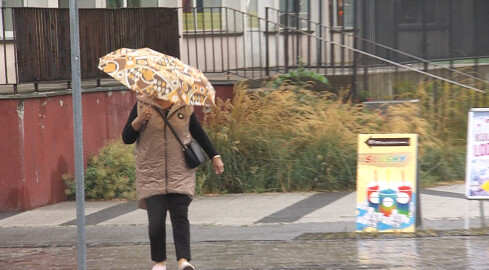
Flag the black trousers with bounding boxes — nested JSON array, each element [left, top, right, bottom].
[[145, 193, 192, 262]]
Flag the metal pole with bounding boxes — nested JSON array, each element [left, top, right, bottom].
[[416, 154, 422, 230], [219, 7, 225, 73], [317, 0, 323, 72], [10, 6, 20, 90], [329, 0, 335, 75], [421, 0, 428, 71], [210, 8, 216, 72], [1, 7, 9, 84], [193, 7, 199, 69], [284, 0, 289, 73], [233, 10, 238, 76], [340, 0, 345, 75], [225, 8, 230, 76], [361, 0, 368, 93], [185, 7, 191, 70], [295, 0, 300, 66], [249, 13, 255, 79], [242, 9, 247, 78], [264, 8, 270, 76], [307, 0, 311, 68], [351, 0, 358, 98], [480, 201, 486, 227], [69, 1, 86, 269], [257, 15, 263, 78], [275, 10, 280, 74], [202, 8, 208, 71]]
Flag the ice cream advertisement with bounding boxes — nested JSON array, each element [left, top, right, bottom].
[[356, 134, 418, 233], [466, 108, 489, 199]]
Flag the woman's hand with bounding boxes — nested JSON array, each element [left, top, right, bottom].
[[131, 107, 152, 131], [212, 155, 224, 175]]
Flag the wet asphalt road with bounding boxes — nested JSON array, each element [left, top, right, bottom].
[[1, 235, 489, 270]]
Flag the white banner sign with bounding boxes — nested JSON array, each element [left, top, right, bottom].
[[466, 108, 489, 199]]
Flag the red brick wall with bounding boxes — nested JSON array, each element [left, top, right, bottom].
[[0, 84, 234, 212], [0, 100, 26, 211]]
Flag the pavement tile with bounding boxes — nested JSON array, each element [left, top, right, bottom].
[[2, 183, 489, 269], [0, 201, 121, 227]]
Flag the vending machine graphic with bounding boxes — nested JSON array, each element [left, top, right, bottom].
[[356, 134, 418, 233]]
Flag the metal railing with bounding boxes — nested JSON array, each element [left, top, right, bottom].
[[267, 7, 489, 83], [0, 7, 17, 86], [2, 6, 489, 100], [181, 7, 488, 98], [181, 7, 266, 80]]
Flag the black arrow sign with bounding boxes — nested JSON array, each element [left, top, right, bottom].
[[365, 137, 410, 147]]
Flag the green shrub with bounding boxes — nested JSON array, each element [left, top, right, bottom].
[[288, 136, 357, 191], [198, 84, 439, 194], [64, 139, 136, 200], [420, 143, 466, 186], [269, 61, 330, 92], [68, 78, 478, 198]]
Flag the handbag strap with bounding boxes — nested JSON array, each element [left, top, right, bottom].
[[153, 105, 187, 150]]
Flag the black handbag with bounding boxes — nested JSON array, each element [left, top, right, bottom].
[[183, 140, 207, 168], [154, 106, 207, 168]]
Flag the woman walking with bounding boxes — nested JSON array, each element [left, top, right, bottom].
[[122, 95, 224, 270]]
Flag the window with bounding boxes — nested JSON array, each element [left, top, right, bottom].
[[58, 0, 69, 8], [247, 0, 258, 28], [398, 0, 436, 25], [105, 0, 157, 8], [1, 0, 21, 6], [127, 0, 140, 7], [279, 0, 310, 29], [106, 0, 123, 8], [183, 0, 222, 31], [247, 0, 258, 16], [0, 0, 21, 39], [59, 0, 100, 8], [196, 0, 221, 11], [333, 0, 353, 28]]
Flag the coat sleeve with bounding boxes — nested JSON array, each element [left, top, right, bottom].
[[189, 113, 219, 158], [122, 102, 139, 144]]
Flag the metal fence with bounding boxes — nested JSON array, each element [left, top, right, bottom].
[[1, 7, 180, 91], [181, 6, 489, 99], [2, 4, 489, 101]]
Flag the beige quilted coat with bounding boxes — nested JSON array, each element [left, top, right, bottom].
[[134, 97, 196, 209]]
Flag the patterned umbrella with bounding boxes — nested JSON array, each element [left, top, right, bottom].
[[98, 48, 215, 106]]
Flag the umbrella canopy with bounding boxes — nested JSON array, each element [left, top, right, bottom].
[[98, 48, 215, 106]]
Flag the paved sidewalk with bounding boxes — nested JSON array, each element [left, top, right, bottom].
[[0, 184, 487, 230], [1, 184, 489, 269], [0, 184, 488, 246]]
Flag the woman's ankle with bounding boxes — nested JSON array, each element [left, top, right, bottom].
[[178, 258, 188, 267], [178, 259, 194, 270], [152, 261, 166, 270]]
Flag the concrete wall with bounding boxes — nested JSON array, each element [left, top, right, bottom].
[[0, 83, 234, 212]]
